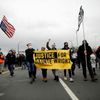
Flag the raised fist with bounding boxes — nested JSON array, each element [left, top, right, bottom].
[[48, 38, 51, 42]]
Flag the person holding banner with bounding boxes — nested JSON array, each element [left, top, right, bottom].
[[25, 43, 36, 84], [46, 39, 59, 81], [41, 47, 48, 82], [62, 42, 74, 82]]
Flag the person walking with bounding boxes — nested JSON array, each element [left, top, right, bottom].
[[41, 47, 48, 82], [0, 48, 5, 74], [77, 40, 97, 82], [96, 46, 100, 69], [46, 39, 59, 81], [90, 52, 97, 75], [6, 50, 16, 77], [62, 42, 74, 82], [25, 43, 36, 84], [70, 47, 78, 76]]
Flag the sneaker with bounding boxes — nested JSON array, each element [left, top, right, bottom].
[[44, 78, 48, 82], [42, 78, 48, 82], [30, 78, 35, 84], [64, 77, 67, 80], [69, 78, 74, 82], [91, 78, 96, 82], [54, 76, 59, 81], [56, 76, 59, 82]]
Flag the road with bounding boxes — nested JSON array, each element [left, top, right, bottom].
[[0, 67, 100, 100]]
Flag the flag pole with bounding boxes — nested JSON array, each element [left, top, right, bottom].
[[82, 18, 88, 68], [77, 5, 88, 68], [76, 30, 78, 47], [18, 42, 20, 55]]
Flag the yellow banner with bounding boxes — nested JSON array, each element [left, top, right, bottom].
[[34, 50, 72, 69]]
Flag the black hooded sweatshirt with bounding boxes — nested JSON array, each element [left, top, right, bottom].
[[77, 43, 93, 62]]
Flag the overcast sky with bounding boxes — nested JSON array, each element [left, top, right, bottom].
[[0, 0, 100, 54]]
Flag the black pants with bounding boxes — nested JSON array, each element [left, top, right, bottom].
[[97, 57, 100, 68], [81, 60, 94, 79], [8, 64, 14, 76], [64, 69, 72, 78], [34, 65, 37, 78], [41, 69, 47, 78], [71, 60, 76, 75]]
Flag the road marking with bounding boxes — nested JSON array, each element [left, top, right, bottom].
[[2, 67, 21, 75], [0, 93, 4, 96], [2, 71, 9, 74], [59, 78, 79, 100]]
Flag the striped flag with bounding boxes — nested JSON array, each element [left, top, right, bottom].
[[77, 6, 84, 32], [0, 16, 15, 38]]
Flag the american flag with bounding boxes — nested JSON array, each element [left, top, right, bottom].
[[0, 16, 15, 38]]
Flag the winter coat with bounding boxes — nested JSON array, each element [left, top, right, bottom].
[[96, 47, 100, 59], [25, 48, 35, 62], [77, 43, 93, 62], [6, 53, 16, 64]]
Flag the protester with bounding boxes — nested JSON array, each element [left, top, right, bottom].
[[71, 47, 78, 76], [0, 48, 5, 74], [90, 52, 97, 75], [96, 46, 100, 69], [77, 40, 97, 82], [6, 49, 16, 77], [25, 43, 36, 84], [17, 54, 26, 69], [46, 39, 59, 81], [62, 42, 74, 82], [41, 47, 48, 82]]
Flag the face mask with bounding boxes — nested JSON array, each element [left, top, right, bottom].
[[9, 51, 12, 54], [64, 44, 68, 47], [28, 45, 32, 48]]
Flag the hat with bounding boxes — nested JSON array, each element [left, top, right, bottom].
[[64, 42, 68, 45], [26, 43, 32, 47], [82, 40, 87, 44], [41, 47, 45, 50], [9, 49, 16, 53], [9, 50, 13, 53]]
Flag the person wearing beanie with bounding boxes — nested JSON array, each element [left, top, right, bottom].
[[25, 43, 36, 84]]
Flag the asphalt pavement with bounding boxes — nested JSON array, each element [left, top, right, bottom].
[[0, 67, 100, 100]]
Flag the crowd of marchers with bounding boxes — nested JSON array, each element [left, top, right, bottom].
[[0, 39, 100, 84]]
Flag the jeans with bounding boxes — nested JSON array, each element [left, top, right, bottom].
[[26, 62, 34, 72], [8, 64, 14, 76], [26, 62, 35, 78]]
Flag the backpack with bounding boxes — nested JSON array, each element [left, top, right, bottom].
[[0, 54, 4, 64]]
